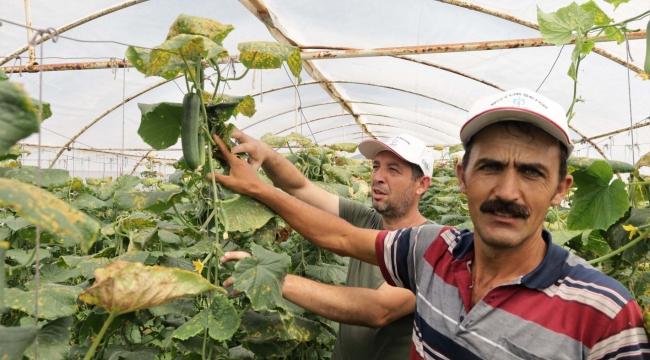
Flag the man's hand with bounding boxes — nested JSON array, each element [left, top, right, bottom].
[[208, 134, 271, 197], [230, 128, 271, 171], [220, 251, 252, 295]]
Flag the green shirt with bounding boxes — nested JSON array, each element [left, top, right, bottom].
[[330, 198, 434, 360]]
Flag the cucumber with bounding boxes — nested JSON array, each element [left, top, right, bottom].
[[645, 20, 650, 75], [568, 156, 636, 174], [181, 92, 202, 170]]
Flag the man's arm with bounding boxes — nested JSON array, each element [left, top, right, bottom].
[[283, 276, 415, 328], [230, 129, 339, 215], [221, 252, 415, 328], [210, 134, 378, 265]]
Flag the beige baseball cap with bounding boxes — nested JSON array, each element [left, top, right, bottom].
[[358, 134, 434, 178], [460, 88, 574, 156]]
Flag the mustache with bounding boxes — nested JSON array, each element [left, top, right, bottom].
[[480, 199, 530, 219]]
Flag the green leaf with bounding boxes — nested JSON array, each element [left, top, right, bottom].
[[148, 35, 226, 79], [114, 188, 184, 214], [305, 263, 347, 285], [167, 14, 234, 45], [0, 179, 100, 253], [0, 166, 70, 188], [4, 285, 82, 320], [568, 155, 636, 173], [0, 81, 40, 156], [39, 263, 81, 283], [567, 160, 629, 230], [241, 310, 321, 342], [604, 27, 625, 44], [74, 193, 106, 210], [238, 42, 302, 80], [329, 143, 358, 153], [207, 95, 256, 122], [23, 317, 72, 360], [29, 98, 52, 121], [137, 102, 182, 150], [537, 3, 595, 46], [551, 229, 582, 246], [233, 245, 290, 312], [78, 260, 219, 314], [260, 132, 312, 148], [581, 1, 612, 26], [105, 345, 159, 360], [76, 257, 111, 279], [604, 0, 630, 9], [604, 208, 650, 263], [222, 191, 275, 233], [5, 248, 50, 265], [148, 298, 196, 317], [0, 325, 38, 360], [158, 229, 181, 244], [230, 217, 278, 248], [125, 46, 150, 74], [0, 69, 8, 81], [173, 293, 240, 341], [57, 255, 91, 268]]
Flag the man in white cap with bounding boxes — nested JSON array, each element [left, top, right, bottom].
[[220, 129, 435, 359], [212, 88, 649, 359]]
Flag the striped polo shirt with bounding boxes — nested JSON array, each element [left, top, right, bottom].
[[375, 225, 650, 359]]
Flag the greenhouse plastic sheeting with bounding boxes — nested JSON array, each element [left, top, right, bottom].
[[1, 0, 649, 177]]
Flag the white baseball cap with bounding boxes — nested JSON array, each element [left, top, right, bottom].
[[358, 134, 434, 178], [460, 88, 574, 156]]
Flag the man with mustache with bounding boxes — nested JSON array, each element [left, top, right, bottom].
[[213, 88, 649, 359], [220, 129, 434, 359]]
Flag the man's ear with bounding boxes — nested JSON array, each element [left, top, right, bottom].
[[550, 175, 573, 206], [456, 161, 467, 194], [416, 176, 431, 195]]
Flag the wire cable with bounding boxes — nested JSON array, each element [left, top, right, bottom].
[[282, 64, 318, 144]]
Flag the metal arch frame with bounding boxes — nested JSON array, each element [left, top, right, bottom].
[[5, 0, 644, 161], [240, 100, 378, 131], [0, 0, 150, 66], [436, 0, 645, 74], [285, 122, 451, 144], [239, 0, 377, 139], [243, 98, 462, 132], [48, 75, 180, 168], [316, 129, 448, 146], [273, 112, 460, 142]]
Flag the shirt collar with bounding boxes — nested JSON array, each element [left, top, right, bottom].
[[452, 228, 569, 289]]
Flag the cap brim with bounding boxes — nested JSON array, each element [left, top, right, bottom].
[[460, 108, 574, 154], [358, 139, 397, 160]]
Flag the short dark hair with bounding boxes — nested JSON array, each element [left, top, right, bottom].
[[409, 162, 425, 182], [461, 121, 568, 182]]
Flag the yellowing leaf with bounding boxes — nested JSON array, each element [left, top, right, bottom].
[[0, 178, 100, 252], [636, 73, 649, 81], [78, 260, 218, 314]]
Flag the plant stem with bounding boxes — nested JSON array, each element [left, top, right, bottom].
[[220, 66, 250, 82], [588, 229, 650, 265], [173, 203, 201, 235], [628, 181, 650, 186], [566, 57, 582, 123], [590, 11, 650, 31], [83, 311, 118, 360], [211, 60, 222, 102]]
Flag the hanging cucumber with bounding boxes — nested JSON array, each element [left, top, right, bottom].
[[0, 241, 7, 313], [182, 92, 202, 170], [645, 20, 650, 75]]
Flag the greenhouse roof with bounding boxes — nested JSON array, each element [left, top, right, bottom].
[[1, 0, 649, 177]]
